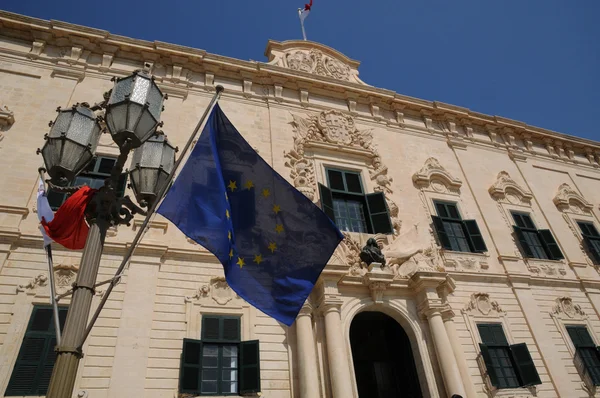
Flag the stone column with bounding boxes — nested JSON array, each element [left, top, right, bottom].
[[442, 309, 477, 398], [410, 272, 466, 397], [425, 308, 467, 397], [321, 300, 354, 398], [295, 302, 321, 398]]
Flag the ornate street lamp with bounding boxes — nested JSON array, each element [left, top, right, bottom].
[[105, 70, 165, 148], [39, 104, 102, 185], [129, 132, 178, 207]]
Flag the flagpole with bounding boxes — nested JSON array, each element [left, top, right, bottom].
[[78, 85, 225, 346], [38, 167, 62, 345], [298, 8, 307, 41]]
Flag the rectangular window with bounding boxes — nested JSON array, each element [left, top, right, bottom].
[[319, 168, 393, 234], [477, 323, 541, 389], [566, 325, 600, 386], [577, 222, 600, 265], [431, 201, 487, 253], [511, 212, 563, 260], [47, 156, 127, 210], [6, 306, 68, 396], [180, 316, 260, 396]]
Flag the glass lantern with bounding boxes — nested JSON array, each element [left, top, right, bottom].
[[105, 71, 164, 149], [128, 133, 177, 207], [40, 104, 102, 185]]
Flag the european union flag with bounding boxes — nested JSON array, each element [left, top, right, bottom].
[[158, 104, 343, 326]]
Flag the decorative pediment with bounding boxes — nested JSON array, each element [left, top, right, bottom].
[[186, 276, 239, 306], [552, 296, 586, 319], [553, 183, 593, 214], [488, 171, 532, 205], [463, 292, 503, 316], [412, 157, 462, 194], [265, 40, 367, 85]]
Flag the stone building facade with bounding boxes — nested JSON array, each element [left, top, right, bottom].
[[1, 10, 600, 398]]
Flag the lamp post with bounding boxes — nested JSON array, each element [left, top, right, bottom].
[[38, 70, 173, 398]]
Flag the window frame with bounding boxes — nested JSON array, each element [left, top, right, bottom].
[[577, 221, 600, 265], [511, 211, 563, 260], [566, 325, 600, 387], [431, 200, 487, 253], [180, 315, 260, 396]]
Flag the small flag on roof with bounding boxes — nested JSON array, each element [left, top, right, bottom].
[[299, 0, 312, 22]]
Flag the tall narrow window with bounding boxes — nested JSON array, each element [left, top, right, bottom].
[[566, 325, 600, 386], [511, 212, 563, 260], [431, 201, 487, 253], [577, 222, 600, 265], [318, 168, 393, 234], [6, 306, 68, 396], [477, 323, 541, 389], [180, 316, 261, 396], [47, 156, 127, 210]]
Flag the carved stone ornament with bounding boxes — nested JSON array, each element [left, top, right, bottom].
[[525, 258, 567, 277], [186, 277, 237, 305], [552, 296, 586, 319], [361, 263, 395, 304], [16, 274, 48, 294], [463, 292, 503, 315], [488, 171, 532, 205], [265, 40, 367, 85], [286, 109, 400, 234], [53, 263, 79, 295], [553, 183, 593, 214], [0, 104, 15, 127], [412, 157, 462, 194]]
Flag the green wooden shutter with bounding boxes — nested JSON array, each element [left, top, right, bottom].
[[37, 337, 57, 395], [180, 339, 202, 394], [239, 340, 261, 394], [538, 229, 564, 260], [5, 336, 48, 395], [463, 219, 487, 253], [432, 216, 452, 250], [479, 343, 499, 387], [365, 192, 393, 234], [222, 317, 241, 342], [513, 226, 534, 258], [509, 343, 541, 386], [202, 316, 221, 340], [318, 183, 335, 222], [583, 237, 600, 264]]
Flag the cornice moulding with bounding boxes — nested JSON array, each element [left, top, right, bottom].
[[1, 10, 600, 152]]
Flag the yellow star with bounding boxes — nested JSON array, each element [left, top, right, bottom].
[[225, 192, 228, 201], [226, 209, 230, 219], [228, 180, 237, 192], [262, 188, 271, 197], [245, 180, 254, 190], [236, 257, 245, 269], [253, 254, 263, 265], [275, 224, 284, 234], [268, 242, 277, 253], [272, 204, 281, 214], [228, 231, 232, 241], [229, 248, 234, 259]]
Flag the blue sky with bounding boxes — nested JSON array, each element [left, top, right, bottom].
[[3, 1, 599, 141]]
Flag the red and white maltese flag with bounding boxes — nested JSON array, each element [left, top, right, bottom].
[[300, 0, 312, 22]]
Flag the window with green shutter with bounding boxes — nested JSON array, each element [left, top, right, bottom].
[[318, 168, 393, 234], [566, 325, 600, 386], [47, 156, 127, 210], [511, 212, 563, 260], [6, 305, 68, 396], [477, 323, 541, 389], [431, 201, 487, 253], [577, 222, 600, 265], [179, 315, 261, 396]]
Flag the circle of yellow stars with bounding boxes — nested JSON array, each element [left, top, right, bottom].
[[225, 179, 283, 269]]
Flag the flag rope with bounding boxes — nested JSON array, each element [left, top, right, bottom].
[[79, 86, 224, 347]]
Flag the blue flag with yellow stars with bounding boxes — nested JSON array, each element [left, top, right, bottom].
[[158, 104, 343, 326]]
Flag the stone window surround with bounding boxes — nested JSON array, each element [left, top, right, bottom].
[[549, 296, 598, 395], [461, 293, 536, 398]]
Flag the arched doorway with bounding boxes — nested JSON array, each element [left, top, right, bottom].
[[350, 311, 423, 398]]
